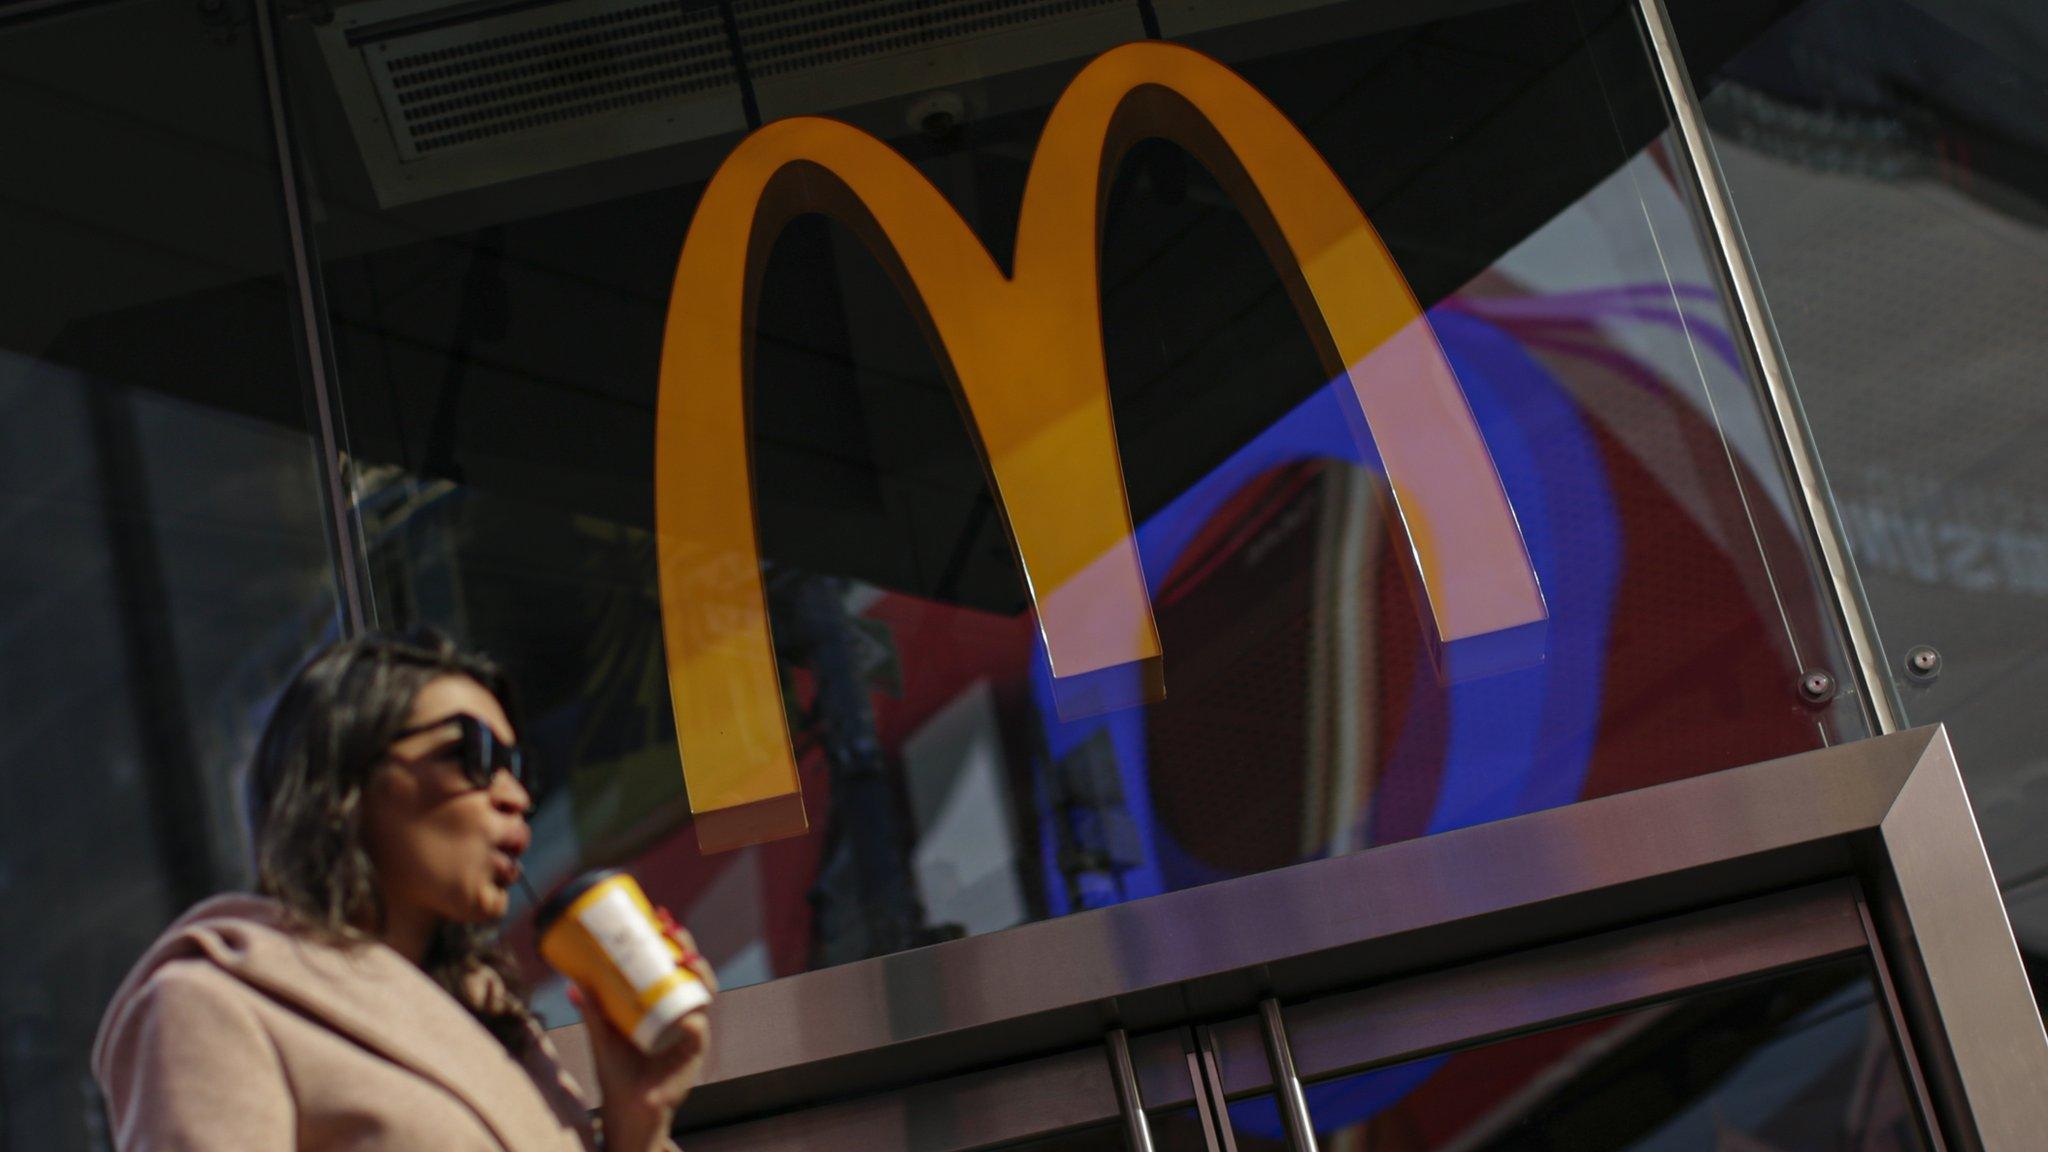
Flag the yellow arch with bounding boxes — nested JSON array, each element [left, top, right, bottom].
[[656, 40, 1545, 852]]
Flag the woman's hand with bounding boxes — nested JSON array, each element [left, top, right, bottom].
[[574, 910, 716, 1152]]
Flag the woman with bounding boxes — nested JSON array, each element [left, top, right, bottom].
[[92, 630, 712, 1151]]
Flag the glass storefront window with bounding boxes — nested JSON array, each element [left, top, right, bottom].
[[2, 0, 2040, 1148], [267, 0, 1872, 1007], [0, 1, 343, 1148], [1672, 0, 2048, 1010]]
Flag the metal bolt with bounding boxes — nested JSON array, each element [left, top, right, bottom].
[[1798, 670, 1837, 705], [1905, 645, 1942, 681]]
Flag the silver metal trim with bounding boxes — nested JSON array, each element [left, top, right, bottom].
[[1179, 1033, 1228, 1152], [1856, 892, 1951, 1152], [1108, 1028, 1157, 1152], [675, 882, 1871, 1149], [679, 1042, 1121, 1152], [555, 728, 2045, 1145], [1126, 886, 1865, 1113], [258, 0, 374, 635], [1281, 881, 1868, 1083], [1128, 1018, 1270, 1114], [1633, 0, 1899, 733], [1258, 999, 1320, 1152], [1193, 1028, 1241, 1152], [1861, 728, 2048, 1152]]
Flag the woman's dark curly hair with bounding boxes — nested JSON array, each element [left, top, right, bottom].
[[245, 627, 536, 1053]]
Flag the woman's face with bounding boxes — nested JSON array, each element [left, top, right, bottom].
[[362, 674, 533, 927]]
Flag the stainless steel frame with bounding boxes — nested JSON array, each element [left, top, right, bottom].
[[1275, 880, 1870, 1087], [547, 727, 2047, 1149], [1120, 880, 1870, 1112], [656, 881, 1879, 1151], [1634, 0, 1902, 734], [1859, 736, 2048, 1151], [257, 0, 374, 635], [1185, 1027, 1241, 1152], [679, 1041, 1120, 1152]]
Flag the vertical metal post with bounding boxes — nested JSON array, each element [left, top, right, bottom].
[[1257, 999, 1320, 1152], [1865, 730, 2048, 1152], [1854, 894, 1951, 1152], [1184, 1028, 1237, 1152], [1106, 1029, 1157, 1152], [256, 0, 373, 636], [1632, 0, 1900, 734]]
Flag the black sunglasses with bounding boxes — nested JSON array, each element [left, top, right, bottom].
[[389, 713, 539, 799]]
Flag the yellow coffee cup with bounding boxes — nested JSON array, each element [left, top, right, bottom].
[[536, 870, 710, 1054]]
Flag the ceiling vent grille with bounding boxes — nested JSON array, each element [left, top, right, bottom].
[[315, 0, 1144, 205], [732, 0, 1127, 79], [365, 0, 736, 158]]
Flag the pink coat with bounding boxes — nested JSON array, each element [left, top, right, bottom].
[[93, 894, 641, 1152]]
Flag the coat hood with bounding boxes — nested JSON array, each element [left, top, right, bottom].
[[94, 894, 591, 1152]]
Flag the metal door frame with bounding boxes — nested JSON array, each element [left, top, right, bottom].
[[1128, 880, 1925, 1152], [1125, 879, 1877, 1107], [672, 886, 1885, 1152], [553, 726, 2047, 1150]]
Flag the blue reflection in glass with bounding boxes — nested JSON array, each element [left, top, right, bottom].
[[1031, 305, 1620, 915]]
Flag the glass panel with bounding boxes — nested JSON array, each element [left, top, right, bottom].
[[0, 1, 342, 1149], [1671, 0, 2048, 1009], [273, 0, 1866, 1003], [1232, 958, 1926, 1150]]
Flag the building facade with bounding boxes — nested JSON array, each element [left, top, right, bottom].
[[3, 0, 2047, 1149]]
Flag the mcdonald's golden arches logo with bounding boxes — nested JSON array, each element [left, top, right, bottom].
[[656, 40, 1546, 853]]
